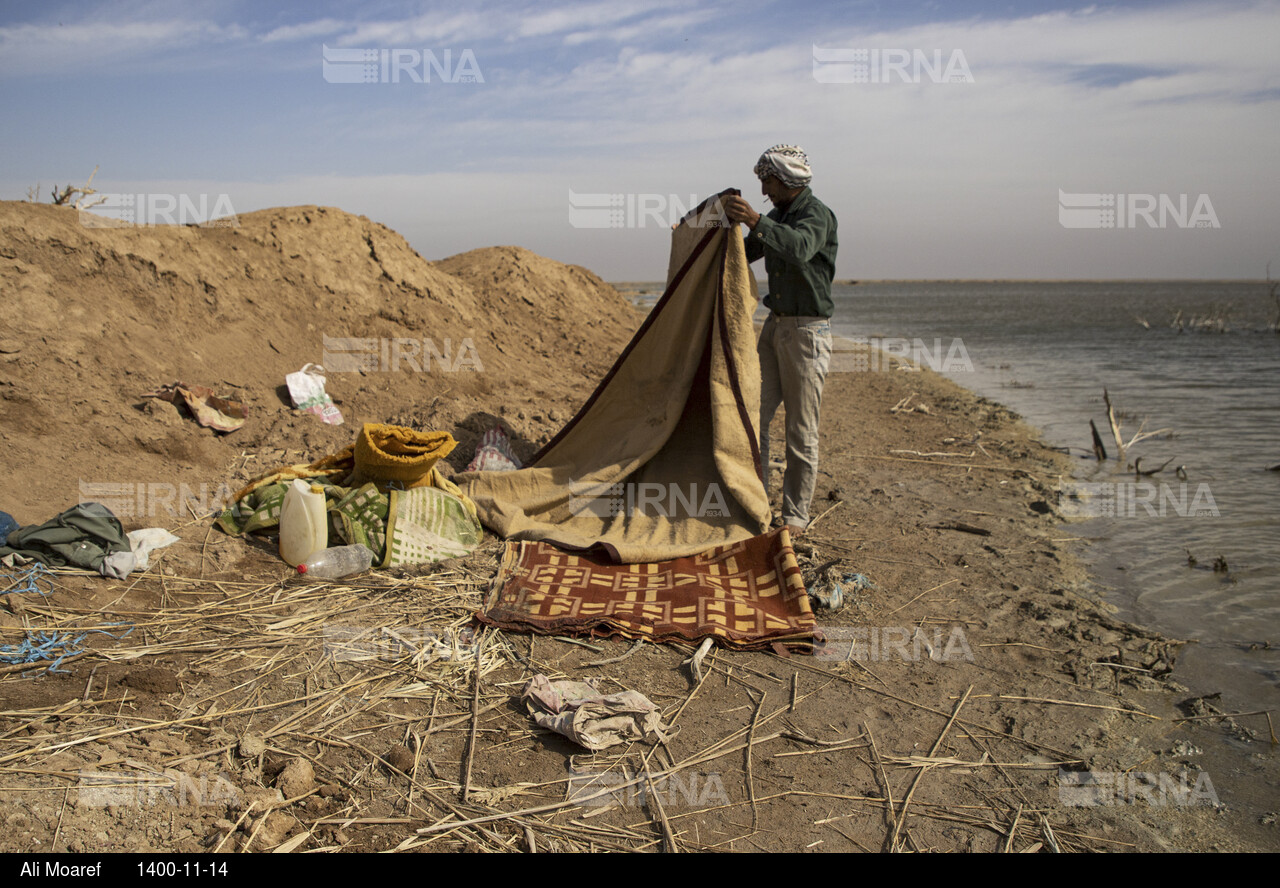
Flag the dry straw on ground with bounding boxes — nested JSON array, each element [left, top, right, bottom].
[[0, 544, 1127, 853]]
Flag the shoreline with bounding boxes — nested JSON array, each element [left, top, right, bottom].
[[613, 278, 1274, 288], [800, 358, 1278, 851], [2, 349, 1271, 851], [0, 200, 1271, 850]]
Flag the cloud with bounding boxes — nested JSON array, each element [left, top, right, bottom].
[[2, 0, 1276, 277], [336, 11, 490, 47], [259, 19, 347, 44], [511, 0, 689, 39], [0, 18, 247, 74]]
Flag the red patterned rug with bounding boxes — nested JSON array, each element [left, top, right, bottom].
[[477, 529, 816, 650]]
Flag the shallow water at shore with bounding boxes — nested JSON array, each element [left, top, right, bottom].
[[627, 279, 1279, 713], [826, 281, 1280, 719]]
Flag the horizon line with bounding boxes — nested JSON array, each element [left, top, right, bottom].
[[611, 277, 1275, 286]]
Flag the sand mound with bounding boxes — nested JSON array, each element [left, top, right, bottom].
[[0, 201, 640, 524]]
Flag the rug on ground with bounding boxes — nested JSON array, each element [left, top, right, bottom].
[[478, 528, 815, 650]]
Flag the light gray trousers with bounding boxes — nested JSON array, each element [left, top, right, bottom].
[[757, 314, 832, 528]]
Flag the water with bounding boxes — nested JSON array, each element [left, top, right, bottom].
[[826, 281, 1280, 715], [622, 277, 1280, 829], [622, 279, 1280, 707]]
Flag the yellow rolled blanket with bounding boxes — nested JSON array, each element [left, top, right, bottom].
[[350, 423, 457, 490]]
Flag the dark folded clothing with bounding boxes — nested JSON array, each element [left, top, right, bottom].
[[0, 510, 18, 545], [0, 502, 130, 574]]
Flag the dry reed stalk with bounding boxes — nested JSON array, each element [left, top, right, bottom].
[[408, 724, 789, 842], [705, 662, 768, 697], [889, 684, 972, 852], [882, 578, 960, 617], [461, 632, 486, 803], [642, 757, 678, 853], [864, 722, 897, 839], [773, 741, 869, 758], [1172, 708, 1275, 723], [805, 501, 843, 531], [777, 655, 1079, 760], [585, 638, 643, 667], [958, 724, 1034, 808], [1039, 813, 1061, 853], [746, 692, 765, 831], [850, 453, 1015, 471], [881, 755, 1071, 769], [1003, 804, 1023, 853], [990, 695, 1159, 720]]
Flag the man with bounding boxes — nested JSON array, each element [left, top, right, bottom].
[[723, 145, 837, 536]]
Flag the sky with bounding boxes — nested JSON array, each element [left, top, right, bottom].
[[1, 0, 1277, 280]]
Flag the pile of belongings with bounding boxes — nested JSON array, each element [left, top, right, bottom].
[[218, 423, 482, 567], [1, 503, 133, 578]]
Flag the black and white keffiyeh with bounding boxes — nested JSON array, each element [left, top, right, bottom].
[[753, 144, 812, 188]]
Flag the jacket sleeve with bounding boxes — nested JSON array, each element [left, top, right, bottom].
[[744, 232, 765, 263], [747, 205, 832, 267]]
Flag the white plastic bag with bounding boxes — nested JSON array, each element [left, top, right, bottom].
[[286, 363, 343, 425]]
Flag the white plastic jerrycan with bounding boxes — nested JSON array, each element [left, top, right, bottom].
[[279, 480, 328, 567]]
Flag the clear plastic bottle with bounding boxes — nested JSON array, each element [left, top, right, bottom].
[[297, 545, 373, 579]]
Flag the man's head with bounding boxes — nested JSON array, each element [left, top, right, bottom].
[[760, 174, 804, 208], [754, 144, 811, 207]]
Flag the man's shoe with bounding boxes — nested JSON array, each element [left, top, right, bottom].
[[783, 524, 807, 538]]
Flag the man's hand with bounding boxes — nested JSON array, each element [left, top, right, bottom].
[[723, 195, 761, 229]]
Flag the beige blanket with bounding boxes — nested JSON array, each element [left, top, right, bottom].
[[458, 190, 771, 562]]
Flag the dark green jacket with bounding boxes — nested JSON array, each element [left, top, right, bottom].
[[0, 503, 130, 572], [743, 187, 838, 318]]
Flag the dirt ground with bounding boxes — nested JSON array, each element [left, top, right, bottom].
[[0, 202, 1274, 853]]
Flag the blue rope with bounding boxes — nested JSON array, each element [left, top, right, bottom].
[[842, 572, 881, 593], [807, 571, 883, 610], [1, 563, 54, 598], [0, 567, 135, 673], [1, 624, 134, 674]]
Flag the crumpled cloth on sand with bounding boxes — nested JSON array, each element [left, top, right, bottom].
[[522, 674, 670, 752], [143, 382, 247, 433], [127, 528, 182, 572]]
